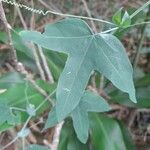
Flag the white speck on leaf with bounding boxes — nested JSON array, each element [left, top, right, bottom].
[[63, 88, 70, 92]]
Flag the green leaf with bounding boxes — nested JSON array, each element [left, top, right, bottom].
[[109, 75, 150, 108], [118, 122, 136, 150], [44, 108, 58, 128], [20, 18, 136, 121], [89, 113, 135, 150], [112, 8, 123, 25], [0, 72, 24, 89], [45, 90, 110, 143], [112, 9, 131, 28], [58, 122, 69, 150], [27, 144, 49, 150], [0, 102, 20, 125], [113, 8, 146, 39], [44, 50, 67, 81], [0, 29, 33, 58], [79, 91, 111, 112], [71, 91, 110, 143], [0, 30, 37, 72], [58, 121, 89, 150], [121, 11, 131, 27], [71, 106, 89, 143], [0, 72, 56, 132], [135, 74, 150, 87], [0, 29, 66, 76], [110, 86, 150, 108]]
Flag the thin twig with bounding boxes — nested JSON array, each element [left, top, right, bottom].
[[30, 0, 35, 30], [31, 44, 46, 81], [13, 0, 27, 29], [38, 0, 60, 12], [17, 62, 47, 98], [13, 0, 46, 81], [0, 1, 18, 64], [133, 27, 146, 69], [30, 1, 54, 82], [81, 0, 97, 32], [50, 122, 64, 150], [6, 62, 48, 99], [133, 6, 150, 69], [37, 46, 54, 83]]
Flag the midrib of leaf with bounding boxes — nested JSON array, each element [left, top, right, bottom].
[[59, 37, 94, 117], [43, 33, 92, 39], [95, 116, 116, 150], [94, 115, 127, 150]]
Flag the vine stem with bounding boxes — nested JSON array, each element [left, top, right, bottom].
[[133, 6, 150, 69], [1, 0, 114, 25], [133, 27, 146, 69], [130, 0, 150, 19], [37, 45, 54, 83]]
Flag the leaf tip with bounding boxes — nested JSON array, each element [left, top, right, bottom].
[[19, 30, 28, 40], [129, 90, 137, 103]]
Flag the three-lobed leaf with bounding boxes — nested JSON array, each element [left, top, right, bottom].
[[20, 18, 136, 121]]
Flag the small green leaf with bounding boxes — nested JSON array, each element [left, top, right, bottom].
[[44, 108, 58, 129], [0, 102, 20, 125], [112, 9, 131, 28], [121, 11, 131, 27], [112, 8, 123, 25]]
